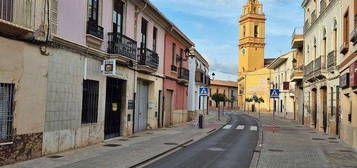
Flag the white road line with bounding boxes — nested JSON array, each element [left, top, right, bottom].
[[223, 125, 232, 129], [236, 125, 245, 130], [250, 126, 258, 131]]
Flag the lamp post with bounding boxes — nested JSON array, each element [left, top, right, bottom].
[[211, 72, 215, 80]]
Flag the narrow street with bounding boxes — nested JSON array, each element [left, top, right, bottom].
[[145, 113, 259, 168]]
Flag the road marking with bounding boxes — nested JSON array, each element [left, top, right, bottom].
[[236, 125, 245, 130], [250, 126, 258, 131], [223, 125, 232, 129]]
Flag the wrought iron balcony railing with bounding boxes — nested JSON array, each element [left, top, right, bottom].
[[304, 61, 314, 76], [320, 0, 327, 14], [314, 56, 326, 72], [327, 51, 336, 72], [87, 20, 104, 39], [179, 67, 189, 81], [311, 10, 317, 23], [171, 65, 177, 72], [304, 20, 310, 32], [138, 47, 159, 69], [108, 32, 137, 60], [340, 42, 349, 55], [350, 15, 357, 45]]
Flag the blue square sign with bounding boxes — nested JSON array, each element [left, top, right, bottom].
[[199, 87, 209, 97], [270, 89, 280, 98]]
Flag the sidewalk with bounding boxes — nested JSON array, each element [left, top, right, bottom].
[[249, 112, 357, 168], [3, 111, 229, 168]]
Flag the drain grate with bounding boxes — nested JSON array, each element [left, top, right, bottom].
[[338, 150, 352, 153], [146, 132, 154, 135], [164, 142, 178, 145], [312, 138, 325, 141], [309, 131, 317, 133], [268, 149, 284, 152], [129, 135, 140, 138], [295, 125, 303, 127], [118, 139, 128, 141], [103, 144, 121, 147], [254, 149, 261, 153], [47, 155, 64, 159], [328, 137, 337, 140], [329, 141, 338, 143]]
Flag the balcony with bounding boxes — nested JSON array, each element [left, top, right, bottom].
[[108, 32, 137, 61], [291, 27, 304, 49], [178, 67, 189, 82], [340, 42, 349, 55], [304, 61, 314, 82], [291, 67, 303, 82], [327, 51, 336, 72], [320, 0, 327, 14], [304, 20, 310, 33], [0, 0, 36, 38], [195, 70, 203, 83], [87, 20, 104, 39], [137, 48, 159, 73], [311, 10, 317, 23], [350, 15, 357, 45], [314, 56, 327, 79]]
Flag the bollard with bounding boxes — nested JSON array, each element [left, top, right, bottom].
[[199, 114, 204, 129]]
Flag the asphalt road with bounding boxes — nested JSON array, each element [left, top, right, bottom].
[[145, 113, 259, 168]]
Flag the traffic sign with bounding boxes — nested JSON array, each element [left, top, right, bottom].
[[199, 87, 209, 97], [270, 89, 280, 98]]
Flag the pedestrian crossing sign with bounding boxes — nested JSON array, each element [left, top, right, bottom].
[[270, 89, 280, 98], [199, 87, 209, 97]]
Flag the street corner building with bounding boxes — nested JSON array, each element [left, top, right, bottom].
[[208, 80, 239, 111], [237, 0, 273, 113], [0, 0, 208, 165]]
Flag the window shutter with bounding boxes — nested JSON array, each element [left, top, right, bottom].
[[50, 0, 58, 34]]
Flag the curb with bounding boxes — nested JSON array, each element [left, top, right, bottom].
[[129, 114, 232, 168], [247, 113, 264, 168]]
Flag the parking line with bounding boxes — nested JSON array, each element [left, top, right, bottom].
[[250, 126, 258, 131]]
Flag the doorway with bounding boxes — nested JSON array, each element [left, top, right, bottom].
[[135, 80, 149, 132], [104, 77, 124, 139], [321, 86, 328, 133], [312, 88, 317, 128], [164, 90, 173, 126]]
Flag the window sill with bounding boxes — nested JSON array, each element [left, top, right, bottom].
[[0, 141, 13, 146], [81, 123, 98, 126]]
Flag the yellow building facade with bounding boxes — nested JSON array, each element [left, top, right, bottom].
[[237, 0, 273, 112]]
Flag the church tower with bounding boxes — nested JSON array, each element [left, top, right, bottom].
[[238, 0, 266, 74]]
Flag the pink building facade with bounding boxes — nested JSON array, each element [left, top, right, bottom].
[[163, 30, 194, 126]]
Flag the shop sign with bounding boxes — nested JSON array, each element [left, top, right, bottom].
[[340, 73, 350, 89], [103, 59, 116, 75], [350, 61, 357, 88]]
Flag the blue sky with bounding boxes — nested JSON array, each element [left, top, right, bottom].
[[150, 0, 304, 81]]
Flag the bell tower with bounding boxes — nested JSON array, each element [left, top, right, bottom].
[[238, 0, 266, 75]]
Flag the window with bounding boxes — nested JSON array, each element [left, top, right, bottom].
[[141, 18, 148, 49], [243, 26, 246, 37], [343, 10, 349, 46], [88, 0, 99, 23], [0, 0, 14, 21], [112, 1, 124, 34], [254, 25, 259, 37], [172, 43, 176, 65], [81, 80, 99, 124], [0, 83, 14, 143], [153, 27, 157, 52]]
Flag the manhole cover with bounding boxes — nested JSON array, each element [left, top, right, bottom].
[[312, 138, 325, 141], [47, 155, 64, 159], [164, 142, 178, 145], [338, 150, 352, 153], [103, 144, 121, 147], [208, 147, 225, 152], [268, 149, 284, 152], [129, 135, 140, 138], [118, 139, 128, 141]]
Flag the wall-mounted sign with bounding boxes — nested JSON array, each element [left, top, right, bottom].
[[128, 100, 135, 110], [350, 61, 357, 88], [283, 82, 290, 90], [103, 59, 116, 75], [340, 73, 350, 89]]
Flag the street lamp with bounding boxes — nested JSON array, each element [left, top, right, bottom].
[[211, 72, 215, 80]]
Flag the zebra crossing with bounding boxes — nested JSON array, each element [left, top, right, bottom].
[[222, 124, 258, 131]]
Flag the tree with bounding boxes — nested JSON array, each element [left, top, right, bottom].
[[255, 97, 265, 118], [212, 93, 227, 121], [245, 98, 253, 112]]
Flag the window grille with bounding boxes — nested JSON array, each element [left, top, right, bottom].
[[0, 0, 14, 22], [81, 80, 99, 124], [0, 83, 14, 143]]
